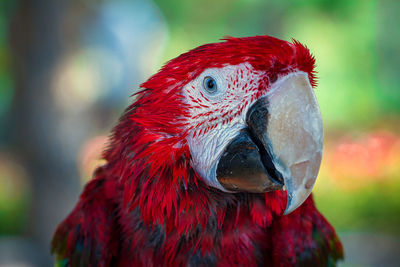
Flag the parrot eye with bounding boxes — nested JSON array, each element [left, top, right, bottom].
[[203, 76, 217, 93]]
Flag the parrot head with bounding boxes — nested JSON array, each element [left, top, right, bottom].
[[128, 35, 322, 216]]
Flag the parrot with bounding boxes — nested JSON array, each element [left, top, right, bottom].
[[51, 35, 343, 266]]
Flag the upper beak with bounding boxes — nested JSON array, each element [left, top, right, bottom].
[[216, 72, 323, 214]]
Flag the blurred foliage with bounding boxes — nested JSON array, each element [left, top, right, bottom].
[[0, 0, 23, 234], [315, 178, 400, 235], [376, 0, 400, 114], [0, 155, 31, 235], [153, 0, 287, 60], [314, 131, 400, 235], [0, 0, 19, 136]]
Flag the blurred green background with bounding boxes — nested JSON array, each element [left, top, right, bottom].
[[0, 0, 399, 266]]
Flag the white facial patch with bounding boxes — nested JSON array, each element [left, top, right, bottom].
[[183, 63, 265, 190]]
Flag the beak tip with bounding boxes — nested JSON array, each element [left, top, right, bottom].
[[283, 195, 294, 215], [282, 186, 313, 215], [283, 205, 295, 215]]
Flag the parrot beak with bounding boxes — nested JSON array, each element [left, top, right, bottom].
[[216, 72, 323, 215]]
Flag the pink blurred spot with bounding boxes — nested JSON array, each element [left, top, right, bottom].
[[78, 136, 109, 184], [323, 131, 400, 190]]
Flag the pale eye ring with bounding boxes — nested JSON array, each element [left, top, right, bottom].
[[203, 76, 218, 93]]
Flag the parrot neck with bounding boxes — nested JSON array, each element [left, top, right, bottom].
[[104, 103, 286, 257]]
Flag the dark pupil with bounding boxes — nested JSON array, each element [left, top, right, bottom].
[[207, 78, 215, 89]]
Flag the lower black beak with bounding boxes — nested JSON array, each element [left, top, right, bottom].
[[216, 98, 283, 193]]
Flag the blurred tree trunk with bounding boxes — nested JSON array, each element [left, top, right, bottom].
[[8, 0, 96, 265]]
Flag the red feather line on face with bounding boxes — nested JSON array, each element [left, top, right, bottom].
[[186, 65, 262, 139], [100, 36, 324, 262]]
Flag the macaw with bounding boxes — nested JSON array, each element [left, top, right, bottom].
[[52, 35, 343, 266]]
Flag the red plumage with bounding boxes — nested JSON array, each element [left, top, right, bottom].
[[52, 35, 343, 266]]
